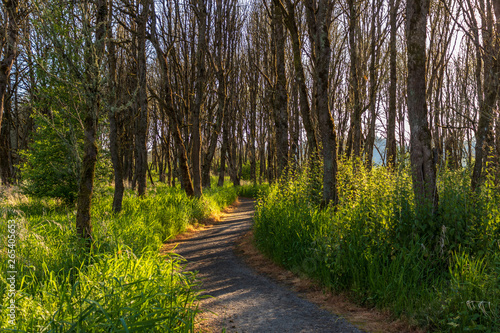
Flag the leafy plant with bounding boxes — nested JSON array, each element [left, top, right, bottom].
[[254, 158, 500, 331], [20, 111, 82, 203], [0, 181, 244, 331]]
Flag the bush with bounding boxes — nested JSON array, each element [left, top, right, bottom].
[[254, 159, 500, 331], [20, 112, 114, 204], [20, 112, 82, 203], [237, 183, 270, 198], [240, 161, 260, 181]]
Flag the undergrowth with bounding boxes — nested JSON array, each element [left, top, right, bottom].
[[254, 159, 500, 332], [0, 179, 250, 332]]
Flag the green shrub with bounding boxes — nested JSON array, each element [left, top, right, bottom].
[[254, 158, 500, 331], [237, 183, 270, 198], [240, 161, 260, 181], [442, 251, 500, 331], [19, 112, 114, 204], [20, 112, 82, 203]]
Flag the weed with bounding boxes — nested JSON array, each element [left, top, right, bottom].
[[254, 160, 499, 331], [0, 180, 249, 331]]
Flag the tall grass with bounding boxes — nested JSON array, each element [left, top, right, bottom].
[[236, 182, 270, 199], [254, 159, 500, 331], [0, 181, 243, 331]]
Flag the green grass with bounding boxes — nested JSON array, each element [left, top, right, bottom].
[[235, 182, 270, 199], [254, 159, 500, 332], [0, 179, 249, 332]]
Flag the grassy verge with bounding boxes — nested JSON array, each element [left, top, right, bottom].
[[0, 180, 248, 332], [254, 160, 500, 332]]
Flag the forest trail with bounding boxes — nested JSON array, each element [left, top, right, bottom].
[[172, 198, 364, 333]]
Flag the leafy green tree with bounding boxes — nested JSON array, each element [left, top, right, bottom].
[[28, 0, 108, 243], [21, 111, 82, 203]]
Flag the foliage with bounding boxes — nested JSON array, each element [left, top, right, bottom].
[[19, 0, 113, 203], [236, 182, 270, 198], [254, 159, 500, 331], [2, 251, 200, 332], [240, 161, 260, 181], [20, 112, 82, 203], [19, 111, 113, 204], [0, 182, 241, 331]]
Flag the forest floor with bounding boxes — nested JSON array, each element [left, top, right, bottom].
[[164, 198, 418, 333]]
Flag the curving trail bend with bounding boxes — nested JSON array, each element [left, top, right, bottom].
[[173, 198, 365, 333]]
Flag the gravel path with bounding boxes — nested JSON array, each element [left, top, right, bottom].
[[174, 198, 365, 333]]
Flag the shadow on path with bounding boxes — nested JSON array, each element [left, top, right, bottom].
[[174, 198, 365, 333]]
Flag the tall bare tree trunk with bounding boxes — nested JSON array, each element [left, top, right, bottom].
[[406, 0, 438, 211], [0, 100, 12, 185], [192, 0, 207, 197], [305, 0, 337, 206], [387, 0, 401, 168], [149, 3, 195, 196], [0, 0, 20, 132], [249, 53, 258, 184], [494, 2, 500, 182], [259, 110, 266, 184], [218, 96, 230, 187], [471, 0, 500, 190], [365, 0, 382, 170], [166, 127, 172, 186], [136, 0, 149, 196], [229, 106, 241, 186], [348, 0, 362, 159], [274, 0, 318, 153], [202, 0, 228, 189], [76, 0, 108, 242], [273, 3, 289, 180], [107, 0, 124, 213], [290, 79, 300, 170]]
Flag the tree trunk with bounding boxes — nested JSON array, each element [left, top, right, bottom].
[[149, 5, 194, 196], [227, 106, 240, 186], [406, 0, 438, 211], [203, 0, 226, 189], [273, 3, 289, 180], [0, 101, 12, 186], [135, 0, 149, 196], [76, 0, 107, 242], [218, 99, 230, 187], [218, 134, 228, 187], [365, 0, 382, 170], [259, 110, 266, 184], [290, 79, 300, 170], [348, 0, 362, 159], [306, 0, 337, 206], [250, 92, 257, 185], [107, 0, 124, 213], [166, 123, 172, 186], [471, 1, 500, 190], [494, 2, 500, 183], [168, 102, 194, 197], [0, 0, 20, 132], [201, 105, 224, 189], [192, 0, 207, 197], [249, 54, 257, 184], [274, 0, 318, 153], [387, 0, 401, 168]]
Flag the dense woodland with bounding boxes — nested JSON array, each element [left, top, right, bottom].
[[0, 0, 500, 331], [0, 0, 499, 225]]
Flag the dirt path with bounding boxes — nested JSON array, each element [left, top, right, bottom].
[[173, 198, 365, 333]]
